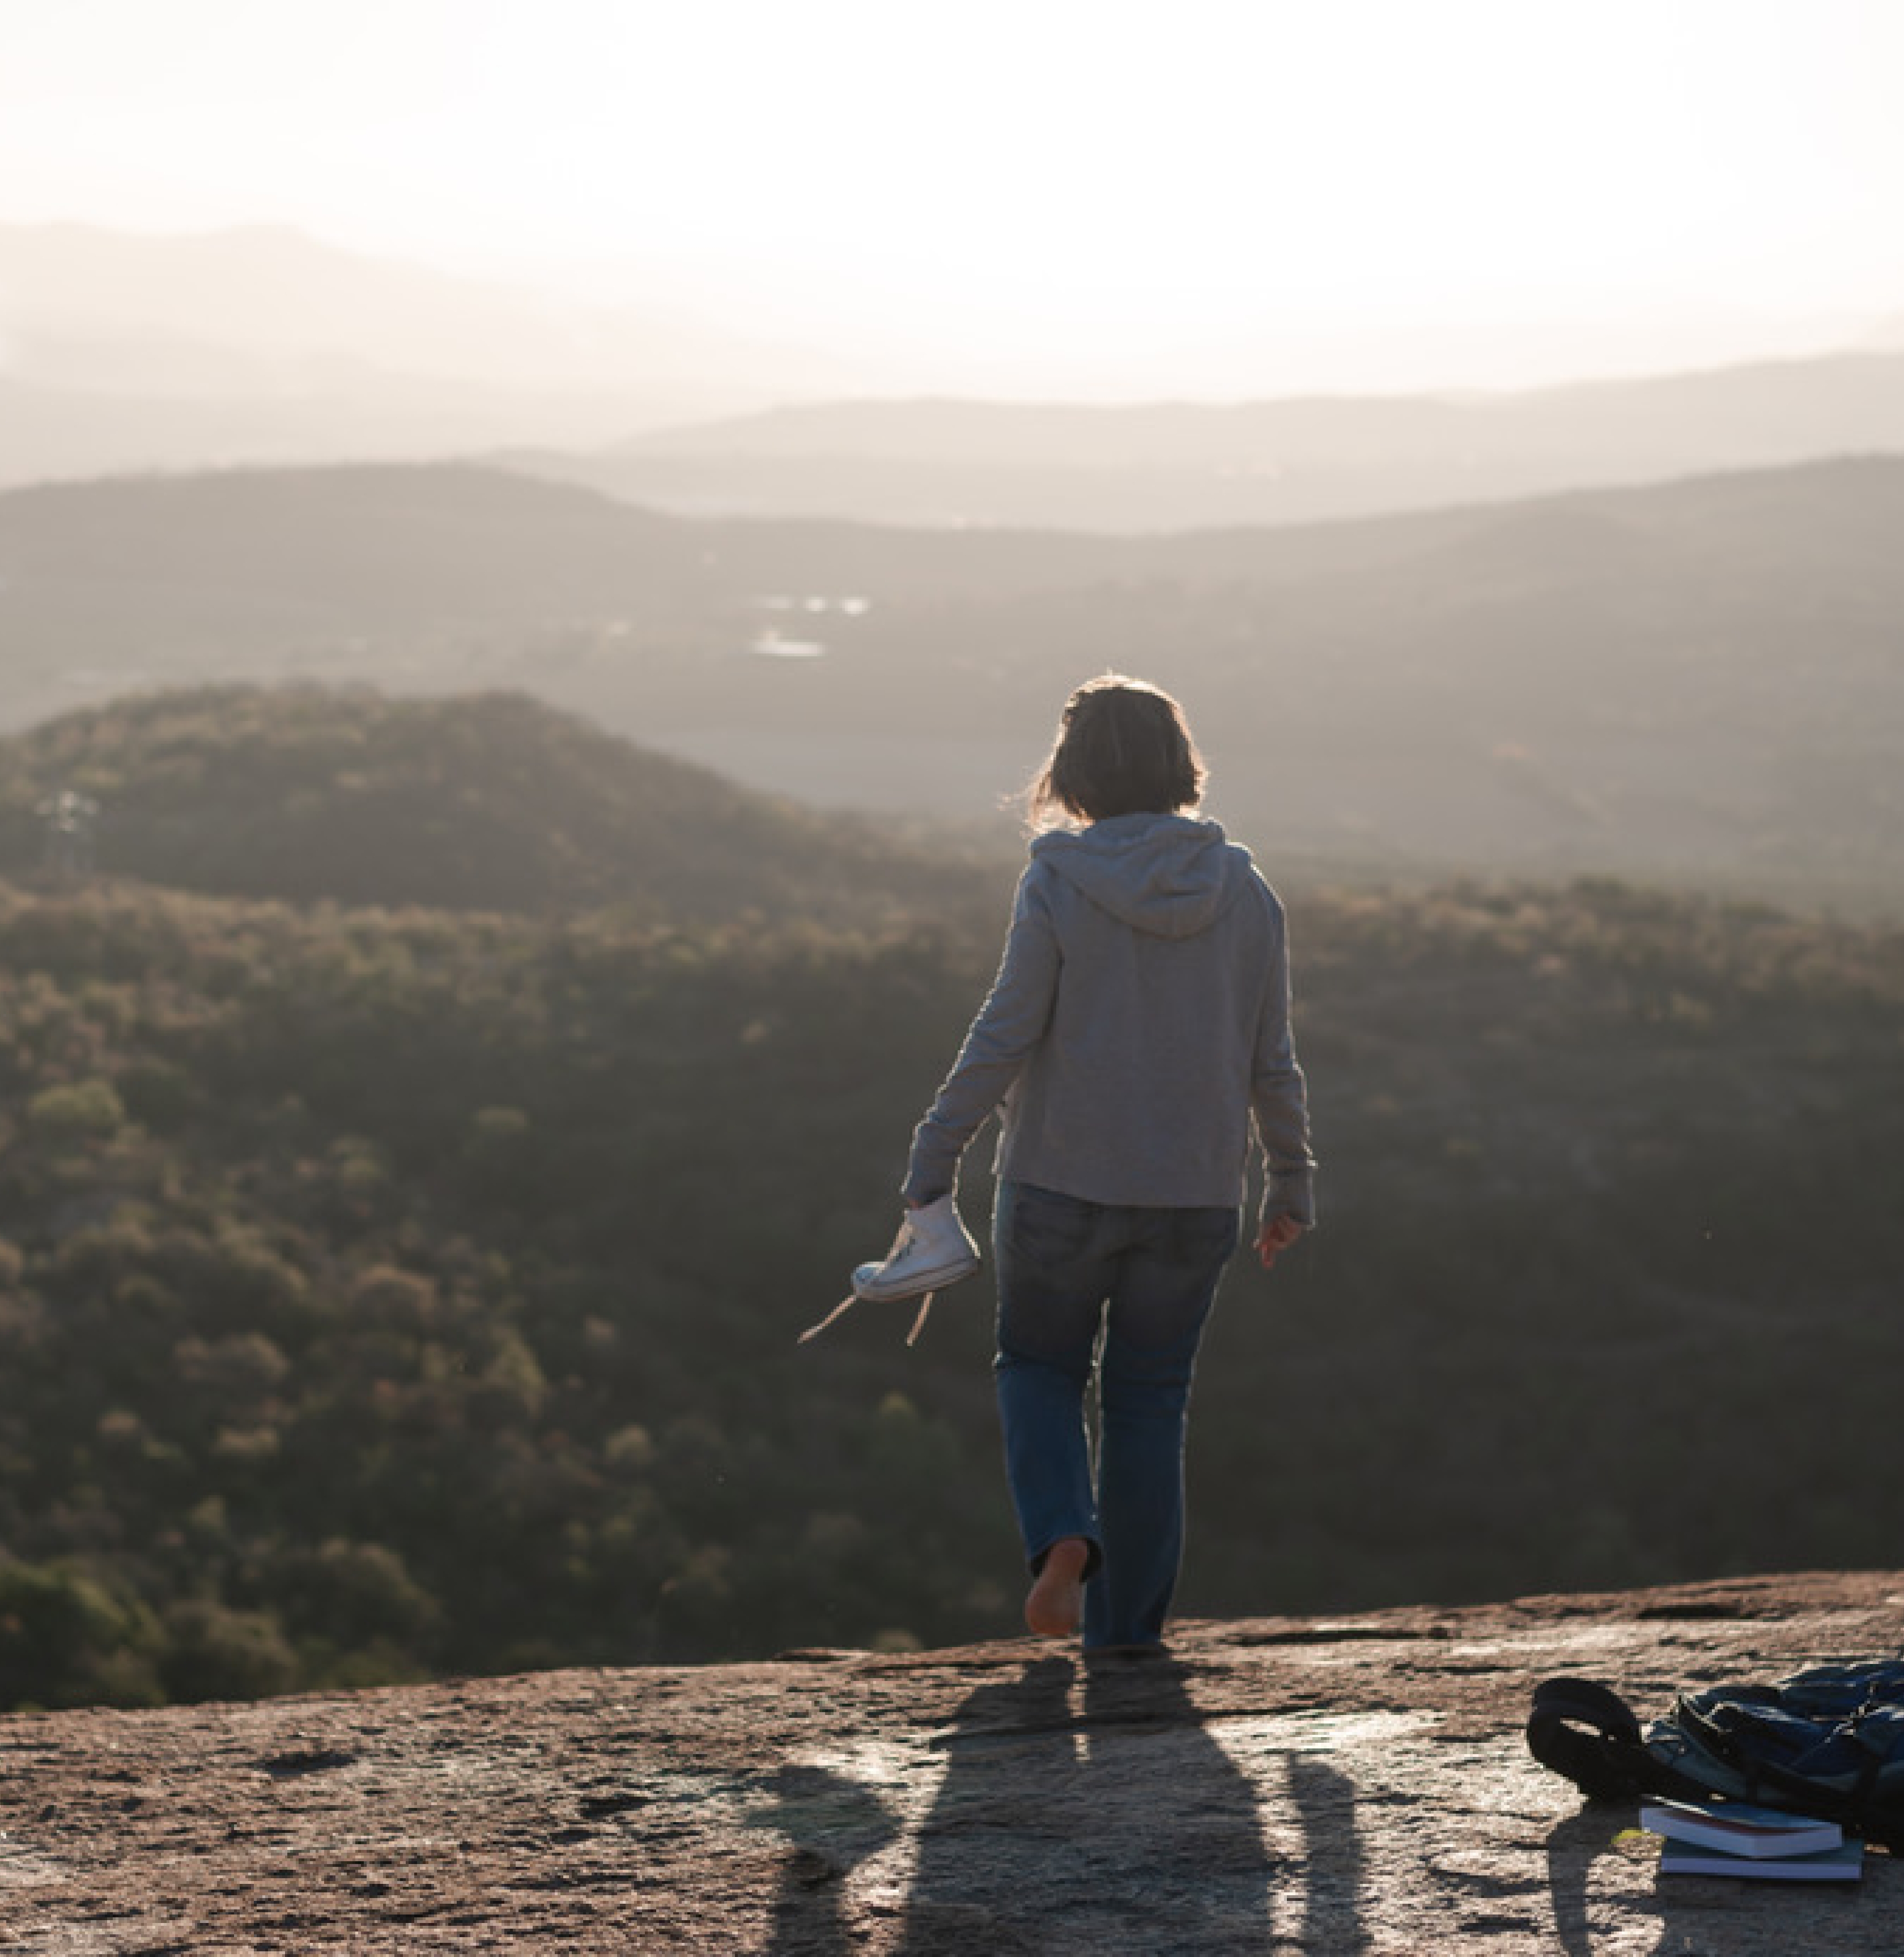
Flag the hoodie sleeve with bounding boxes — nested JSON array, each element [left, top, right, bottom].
[[902, 866, 1061, 1205], [1252, 891, 1317, 1229]]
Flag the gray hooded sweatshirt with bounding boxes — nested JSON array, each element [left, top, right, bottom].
[[903, 812, 1315, 1226]]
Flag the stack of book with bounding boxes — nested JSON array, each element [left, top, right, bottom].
[[1642, 1798, 1864, 1882]]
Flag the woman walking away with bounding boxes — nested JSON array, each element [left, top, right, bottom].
[[891, 674, 1315, 1650]]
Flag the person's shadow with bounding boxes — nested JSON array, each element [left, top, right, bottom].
[[1545, 1803, 1634, 1957], [892, 1651, 1370, 1954], [1541, 1797, 1877, 1956], [754, 1761, 902, 1955]]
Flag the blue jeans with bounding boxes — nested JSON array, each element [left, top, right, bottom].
[[993, 1180, 1240, 1649]]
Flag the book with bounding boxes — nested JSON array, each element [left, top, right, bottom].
[[1639, 1799, 1843, 1860], [1658, 1836, 1864, 1882]]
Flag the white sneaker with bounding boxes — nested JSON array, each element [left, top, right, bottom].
[[852, 1195, 980, 1302], [798, 1196, 980, 1347]]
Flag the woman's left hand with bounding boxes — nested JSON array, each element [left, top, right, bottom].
[[1255, 1216, 1306, 1270]]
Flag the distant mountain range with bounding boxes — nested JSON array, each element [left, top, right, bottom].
[[2, 454, 1901, 910], [6, 223, 1903, 533], [511, 353, 1904, 530], [0, 223, 859, 485]]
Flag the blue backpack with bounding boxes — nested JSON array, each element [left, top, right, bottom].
[[1527, 1661, 1904, 1849]]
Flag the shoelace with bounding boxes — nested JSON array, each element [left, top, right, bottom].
[[797, 1289, 936, 1347]]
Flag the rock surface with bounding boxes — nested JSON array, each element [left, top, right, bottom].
[[2, 1570, 1899, 1954]]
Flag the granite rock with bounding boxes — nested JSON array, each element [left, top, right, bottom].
[[2, 1570, 1899, 1953]]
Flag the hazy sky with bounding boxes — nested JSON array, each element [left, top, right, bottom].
[[3, 0, 1900, 392]]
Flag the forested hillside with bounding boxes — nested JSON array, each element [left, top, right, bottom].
[[0, 686, 1003, 925], [2, 700, 1899, 1709]]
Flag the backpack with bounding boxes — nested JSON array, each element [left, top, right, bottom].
[[1527, 1660, 1904, 1849]]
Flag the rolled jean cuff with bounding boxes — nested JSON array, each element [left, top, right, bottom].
[[1030, 1535, 1103, 1582]]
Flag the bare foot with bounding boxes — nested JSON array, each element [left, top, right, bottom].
[[1025, 1537, 1089, 1637]]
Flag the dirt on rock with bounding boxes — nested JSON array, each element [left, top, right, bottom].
[[2, 1569, 1900, 1953]]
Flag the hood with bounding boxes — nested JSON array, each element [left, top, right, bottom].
[[1030, 813, 1253, 940]]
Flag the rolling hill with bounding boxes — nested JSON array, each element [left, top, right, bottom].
[[3, 456, 1902, 909], [0, 685, 1005, 925]]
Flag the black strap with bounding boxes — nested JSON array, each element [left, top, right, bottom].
[[1526, 1677, 1658, 1802]]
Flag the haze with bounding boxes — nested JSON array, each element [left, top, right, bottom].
[[5, 0, 1904, 912], [4, 0, 1901, 396]]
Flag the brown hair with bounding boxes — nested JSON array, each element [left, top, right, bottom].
[[1025, 674, 1206, 828]]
